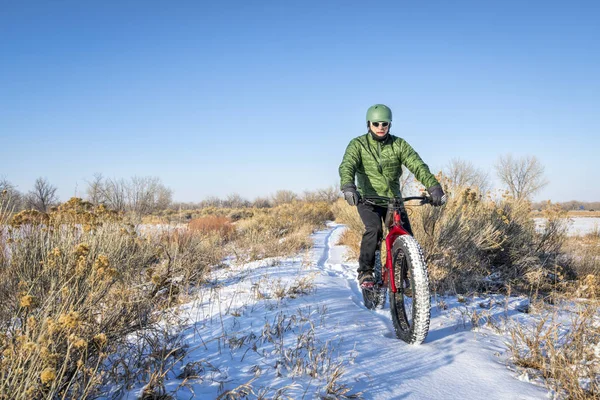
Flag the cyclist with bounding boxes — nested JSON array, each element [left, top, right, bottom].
[[339, 104, 446, 287]]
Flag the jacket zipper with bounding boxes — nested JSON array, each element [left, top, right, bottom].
[[377, 142, 382, 173]]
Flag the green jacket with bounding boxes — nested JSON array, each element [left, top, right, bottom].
[[339, 133, 439, 199]]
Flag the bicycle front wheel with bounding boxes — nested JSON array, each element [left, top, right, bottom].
[[389, 235, 431, 344]]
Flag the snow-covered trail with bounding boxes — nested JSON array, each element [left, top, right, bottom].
[[310, 223, 547, 399], [114, 223, 549, 399]]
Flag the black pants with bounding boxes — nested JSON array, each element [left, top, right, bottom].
[[357, 202, 413, 274]]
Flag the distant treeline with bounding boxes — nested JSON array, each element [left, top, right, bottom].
[[1, 175, 341, 217], [532, 201, 600, 211]]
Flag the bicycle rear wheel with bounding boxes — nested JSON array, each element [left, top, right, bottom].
[[362, 250, 386, 309], [389, 235, 431, 344]]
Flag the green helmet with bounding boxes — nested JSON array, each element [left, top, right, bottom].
[[366, 104, 392, 123]]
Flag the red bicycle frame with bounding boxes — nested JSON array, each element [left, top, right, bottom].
[[383, 211, 409, 293], [363, 195, 428, 294]]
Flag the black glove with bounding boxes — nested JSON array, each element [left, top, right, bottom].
[[427, 184, 447, 206], [341, 184, 360, 206]]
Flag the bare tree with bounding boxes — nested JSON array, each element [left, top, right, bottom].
[[171, 201, 202, 210], [200, 196, 223, 208], [26, 177, 58, 212], [126, 176, 173, 215], [85, 173, 105, 205], [302, 185, 340, 203], [252, 196, 272, 208], [0, 178, 23, 212], [444, 158, 490, 193], [271, 190, 298, 206], [99, 177, 128, 212], [399, 166, 417, 195], [86, 175, 172, 214], [154, 184, 172, 211], [223, 193, 250, 208], [494, 154, 549, 200]]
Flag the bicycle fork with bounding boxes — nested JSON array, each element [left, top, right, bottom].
[[384, 213, 410, 293]]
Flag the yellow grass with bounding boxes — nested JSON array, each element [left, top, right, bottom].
[[566, 210, 600, 217], [507, 301, 599, 398], [531, 210, 600, 218]]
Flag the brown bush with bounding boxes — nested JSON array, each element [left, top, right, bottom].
[[9, 197, 123, 229], [189, 216, 235, 241]]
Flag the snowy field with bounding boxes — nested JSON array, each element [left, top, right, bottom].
[[135, 217, 600, 239], [105, 223, 553, 399], [534, 217, 599, 236]]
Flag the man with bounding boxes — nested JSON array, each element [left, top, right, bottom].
[[339, 104, 446, 287]]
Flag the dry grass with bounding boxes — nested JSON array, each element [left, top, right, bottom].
[[561, 233, 600, 283], [232, 202, 333, 261], [153, 206, 258, 224], [0, 195, 334, 398], [222, 305, 359, 399], [531, 210, 600, 218], [507, 302, 599, 399], [337, 229, 362, 259], [251, 275, 316, 302], [331, 199, 363, 257], [566, 211, 600, 218], [411, 190, 573, 294], [0, 198, 220, 399], [141, 215, 170, 225]]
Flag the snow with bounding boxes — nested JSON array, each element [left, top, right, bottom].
[[106, 223, 550, 399], [567, 217, 600, 236], [534, 217, 600, 236]]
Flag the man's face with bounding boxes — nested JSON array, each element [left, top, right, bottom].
[[370, 121, 389, 137]]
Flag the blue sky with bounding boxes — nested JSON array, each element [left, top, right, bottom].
[[1, 0, 599, 202]]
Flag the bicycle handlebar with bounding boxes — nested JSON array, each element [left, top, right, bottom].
[[361, 195, 432, 206], [403, 196, 432, 203]]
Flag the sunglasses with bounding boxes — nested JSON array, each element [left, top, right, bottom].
[[371, 122, 389, 128]]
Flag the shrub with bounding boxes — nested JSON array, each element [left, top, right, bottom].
[[332, 188, 573, 294], [413, 189, 572, 293], [0, 198, 216, 398], [507, 303, 599, 399], [232, 202, 332, 261], [189, 216, 235, 241], [0, 195, 333, 398]]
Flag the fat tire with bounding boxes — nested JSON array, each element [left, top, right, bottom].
[[389, 235, 431, 344], [362, 287, 378, 310], [362, 250, 385, 309]]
